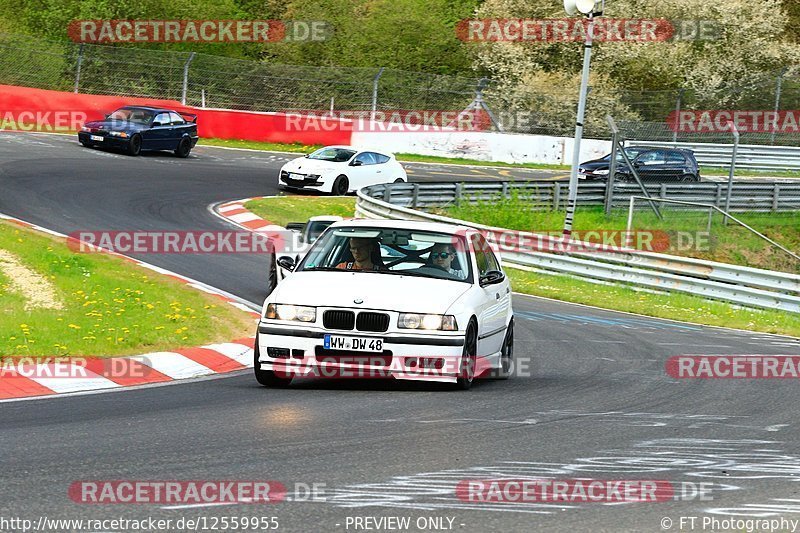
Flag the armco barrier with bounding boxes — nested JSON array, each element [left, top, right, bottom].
[[356, 182, 800, 313], [0, 85, 352, 145], [374, 181, 800, 212]]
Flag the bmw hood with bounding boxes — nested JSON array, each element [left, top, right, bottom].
[[282, 157, 341, 174], [83, 120, 144, 132], [270, 271, 470, 314]]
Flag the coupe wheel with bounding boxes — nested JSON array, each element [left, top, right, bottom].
[[455, 322, 478, 390], [332, 175, 349, 196], [680, 174, 699, 183], [175, 137, 191, 158], [127, 134, 142, 156], [253, 334, 293, 388]]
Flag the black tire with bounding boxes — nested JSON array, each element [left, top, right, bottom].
[[331, 175, 349, 196], [80, 140, 93, 148], [455, 321, 478, 390], [175, 137, 191, 158], [680, 173, 700, 183], [127, 134, 142, 156], [394, 178, 404, 183], [253, 334, 293, 388], [494, 319, 514, 380]]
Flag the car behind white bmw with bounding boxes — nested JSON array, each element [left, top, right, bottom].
[[278, 146, 408, 195], [255, 219, 514, 390]]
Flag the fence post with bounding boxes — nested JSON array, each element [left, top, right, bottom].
[[412, 183, 419, 209], [723, 122, 739, 224], [771, 68, 788, 145], [502, 181, 509, 199], [201, 89, 206, 108], [383, 185, 391, 202], [553, 183, 561, 210], [454, 182, 463, 205], [181, 52, 196, 105], [772, 184, 780, 212], [672, 89, 684, 143], [371, 67, 385, 122], [74, 43, 84, 94], [604, 115, 619, 216], [660, 183, 667, 199]]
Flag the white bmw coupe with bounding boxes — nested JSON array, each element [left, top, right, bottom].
[[278, 146, 408, 195], [255, 219, 514, 390]]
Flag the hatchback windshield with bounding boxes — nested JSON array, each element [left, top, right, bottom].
[[297, 227, 472, 283], [307, 147, 357, 162]]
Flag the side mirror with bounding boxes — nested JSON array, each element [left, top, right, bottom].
[[277, 256, 296, 271], [304, 154, 310, 158], [479, 270, 505, 287], [350, 160, 363, 166]]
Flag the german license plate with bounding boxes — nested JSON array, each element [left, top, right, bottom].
[[324, 334, 383, 353], [289, 173, 304, 180], [90, 135, 103, 141]]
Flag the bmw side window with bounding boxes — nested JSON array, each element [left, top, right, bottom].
[[169, 112, 185, 125], [471, 234, 490, 276], [153, 113, 169, 126]]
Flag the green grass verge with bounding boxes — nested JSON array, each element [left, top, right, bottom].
[[508, 268, 800, 337], [245, 196, 357, 227], [240, 195, 800, 337], [444, 194, 800, 274], [0, 221, 254, 358]]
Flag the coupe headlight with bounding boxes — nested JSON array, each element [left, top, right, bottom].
[[80, 126, 90, 132], [108, 131, 129, 138], [593, 169, 609, 175], [399, 313, 458, 331], [265, 303, 316, 322]]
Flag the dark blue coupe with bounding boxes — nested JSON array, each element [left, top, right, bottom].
[[78, 106, 198, 157]]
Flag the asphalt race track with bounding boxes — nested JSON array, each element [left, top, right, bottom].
[[3, 132, 800, 532]]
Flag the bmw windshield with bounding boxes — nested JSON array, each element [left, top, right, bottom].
[[297, 227, 473, 283], [107, 107, 155, 124]]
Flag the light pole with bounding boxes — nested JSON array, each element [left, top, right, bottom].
[[562, 0, 604, 236]]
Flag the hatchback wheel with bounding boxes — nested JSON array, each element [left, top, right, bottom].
[[332, 175, 349, 196]]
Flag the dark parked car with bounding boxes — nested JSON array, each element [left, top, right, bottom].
[[78, 106, 198, 157], [579, 146, 700, 183]]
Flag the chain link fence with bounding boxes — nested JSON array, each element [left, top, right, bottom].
[[3, 32, 800, 145]]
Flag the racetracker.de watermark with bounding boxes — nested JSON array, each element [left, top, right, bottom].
[[67, 20, 332, 43], [455, 479, 714, 503], [666, 355, 800, 379], [0, 357, 153, 379], [66, 230, 290, 254], [68, 481, 287, 504], [282, 110, 495, 133], [453, 229, 710, 254], [668, 110, 800, 134], [456, 19, 719, 42], [0, 111, 87, 132]]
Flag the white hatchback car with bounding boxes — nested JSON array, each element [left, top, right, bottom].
[[255, 219, 514, 390], [278, 146, 408, 195]]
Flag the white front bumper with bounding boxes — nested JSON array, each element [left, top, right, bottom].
[[257, 322, 466, 383]]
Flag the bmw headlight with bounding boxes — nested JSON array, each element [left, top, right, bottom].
[[593, 169, 609, 175], [108, 131, 129, 138], [398, 313, 458, 331], [265, 303, 316, 322], [80, 126, 90, 132]]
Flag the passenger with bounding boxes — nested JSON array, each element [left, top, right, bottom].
[[337, 237, 384, 270], [428, 243, 465, 279]]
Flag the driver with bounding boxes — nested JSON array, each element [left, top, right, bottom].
[[428, 243, 465, 279], [337, 237, 384, 270]]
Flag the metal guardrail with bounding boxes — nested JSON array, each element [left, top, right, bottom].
[[356, 182, 800, 313], [375, 181, 800, 212], [628, 140, 800, 171]]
